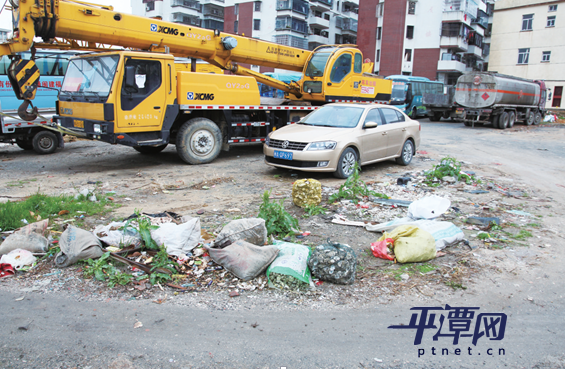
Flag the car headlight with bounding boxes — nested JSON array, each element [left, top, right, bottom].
[[306, 141, 337, 151], [93, 124, 101, 134], [265, 136, 270, 146]]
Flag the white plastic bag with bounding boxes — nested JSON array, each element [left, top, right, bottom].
[[0, 249, 37, 270], [408, 196, 451, 219], [150, 217, 203, 256]]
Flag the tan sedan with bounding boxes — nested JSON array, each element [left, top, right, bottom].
[[264, 103, 421, 178]]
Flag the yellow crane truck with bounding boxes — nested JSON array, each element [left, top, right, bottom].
[[1, 0, 392, 164]]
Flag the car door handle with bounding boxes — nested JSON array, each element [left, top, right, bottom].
[[402, 128, 407, 131], [382, 132, 387, 135], [154, 106, 160, 109]]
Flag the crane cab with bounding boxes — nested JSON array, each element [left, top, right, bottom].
[[297, 46, 391, 104]]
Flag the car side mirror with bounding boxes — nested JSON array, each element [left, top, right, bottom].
[[364, 121, 378, 128], [124, 65, 136, 89]]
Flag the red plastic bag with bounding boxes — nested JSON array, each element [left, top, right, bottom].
[[370, 238, 395, 261]]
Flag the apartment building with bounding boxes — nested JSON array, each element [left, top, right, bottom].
[[357, 0, 490, 83], [132, 0, 227, 32], [488, 0, 564, 109], [223, 0, 359, 72], [0, 28, 9, 43]]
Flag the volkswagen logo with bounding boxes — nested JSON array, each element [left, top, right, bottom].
[[282, 140, 289, 149]]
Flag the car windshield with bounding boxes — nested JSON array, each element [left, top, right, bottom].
[[299, 106, 365, 128], [61, 55, 119, 97], [305, 51, 333, 78], [391, 82, 407, 101]]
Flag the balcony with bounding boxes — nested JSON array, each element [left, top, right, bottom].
[[310, 0, 332, 11], [466, 45, 482, 58], [202, 4, 224, 19], [442, 11, 472, 27], [171, 12, 202, 26], [309, 14, 330, 29], [440, 35, 468, 51], [273, 34, 309, 49], [308, 33, 329, 44], [437, 60, 466, 73], [171, 0, 201, 12], [277, 0, 309, 15]]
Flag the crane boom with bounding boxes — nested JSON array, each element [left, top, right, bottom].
[[1, 0, 310, 72]]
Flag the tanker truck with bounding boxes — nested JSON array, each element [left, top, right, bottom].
[[452, 72, 547, 129]]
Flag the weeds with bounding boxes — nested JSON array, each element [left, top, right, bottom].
[[445, 281, 467, 290], [149, 246, 175, 285], [510, 229, 532, 240], [257, 190, 299, 236], [329, 163, 388, 204], [0, 193, 117, 231], [83, 252, 114, 281], [424, 156, 478, 186], [107, 272, 133, 288], [302, 204, 326, 218], [121, 209, 160, 250]]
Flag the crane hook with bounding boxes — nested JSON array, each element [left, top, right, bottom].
[[18, 100, 39, 121]]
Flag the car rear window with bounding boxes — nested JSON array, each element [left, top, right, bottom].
[[301, 106, 365, 128]]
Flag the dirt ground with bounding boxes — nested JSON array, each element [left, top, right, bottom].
[[1, 120, 564, 311]]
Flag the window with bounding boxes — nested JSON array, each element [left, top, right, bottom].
[[146, 1, 155, 11], [381, 108, 405, 124], [121, 58, 161, 110], [254, 1, 261, 11], [547, 15, 556, 27], [517, 48, 529, 64], [234, 20, 238, 33], [404, 49, 412, 62], [408, 1, 416, 14], [330, 53, 352, 83], [234, 4, 239, 15], [542, 51, 551, 62], [376, 3, 384, 17], [406, 25, 414, 39], [377, 27, 382, 40], [376, 49, 380, 62], [549, 4, 557, 11], [364, 109, 383, 126], [324, 14, 330, 20], [254, 19, 261, 31], [354, 53, 362, 73], [522, 14, 533, 30]]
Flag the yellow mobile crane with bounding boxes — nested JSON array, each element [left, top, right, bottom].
[[1, 0, 392, 164]]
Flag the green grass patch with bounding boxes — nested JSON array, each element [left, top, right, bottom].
[[526, 223, 541, 228], [387, 263, 438, 280], [6, 178, 38, 187], [445, 281, 467, 290], [510, 229, 533, 240], [0, 193, 118, 231], [424, 156, 480, 186]]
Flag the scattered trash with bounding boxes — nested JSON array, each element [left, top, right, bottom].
[[151, 217, 203, 256], [93, 221, 142, 249], [15, 295, 25, 301], [55, 225, 104, 268], [376, 225, 436, 263], [400, 273, 410, 281], [0, 220, 49, 255], [370, 198, 413, 207], [229, 290, 240, 297], [408, 196, 451, 219], [133, 320, 143, 329], [0, 263, 15, 278], [308, 239, 357, 285], [466, 217, 500, 226], [370, 238, 394, 261], [206, 240, 279, 281], [292, 178, 322, 208], [543, 114, 556, 122], [267, 240, 312, 290], [213, 218, 267, 247], [506, 210, 532, 217], [396, 177, 411, 186], [0, 249, 37, 270], [464, 190, 489, 194]]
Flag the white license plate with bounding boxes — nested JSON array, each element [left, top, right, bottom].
[[274, 150, 293, 160]]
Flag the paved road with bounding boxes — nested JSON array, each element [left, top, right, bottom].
[[1, 121, 565, 368]]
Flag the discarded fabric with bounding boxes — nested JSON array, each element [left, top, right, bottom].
[[56, 225, 104, 267], [213, 218, 267, 247], [206, 240, 279, 281], [0, 220, 49, 255]]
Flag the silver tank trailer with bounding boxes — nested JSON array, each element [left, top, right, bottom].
[[454, 73, 540, 109]]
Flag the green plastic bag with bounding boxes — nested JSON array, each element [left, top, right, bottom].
[[266, 240, 312, 290]]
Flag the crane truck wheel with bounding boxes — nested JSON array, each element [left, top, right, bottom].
[[32, 130, 58, 155], [526, 111, 534, 126], [176, 118, 222, 165], [534, 111, 542, 125], [133, 144, 168, 155], [508, 111, 516, 128], [16, 139, 34, 150], [498, 111, 509, 130]]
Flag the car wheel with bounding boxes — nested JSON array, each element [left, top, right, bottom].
[[498, 111, 509, 129], [133, 144, 168, 155], [395, 140, 414, 166], [508, 111, 516, 128], [176, 118, 222, 164], [334, 147, 358, 179], [16, 139, 33, 150], [32, 130, 58, 155]]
